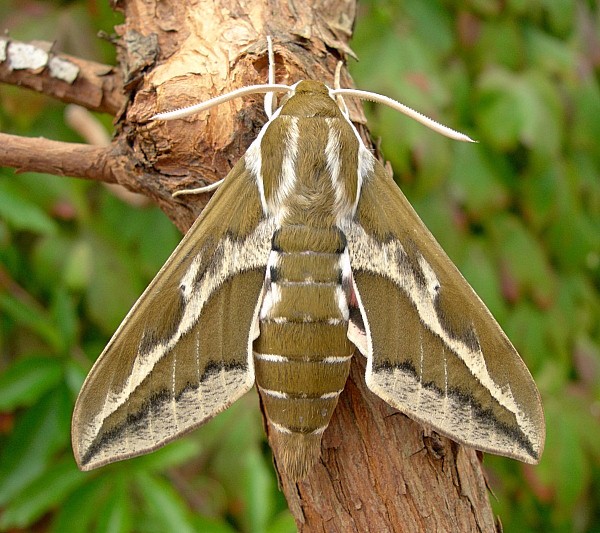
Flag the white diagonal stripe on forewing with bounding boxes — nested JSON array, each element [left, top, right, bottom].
[[343, 220, 534, 435], [86, 218, 275, 444]]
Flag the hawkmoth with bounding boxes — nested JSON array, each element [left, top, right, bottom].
[[72, 42, 545, 480]]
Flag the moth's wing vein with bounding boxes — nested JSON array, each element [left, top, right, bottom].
[[72, 162, 273, 470], [343, 162, 545, 464]]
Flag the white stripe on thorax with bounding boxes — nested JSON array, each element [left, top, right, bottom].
[[336, 114, 375, 215], [325, 118, 355, 223], [270, 116, 299, 223]]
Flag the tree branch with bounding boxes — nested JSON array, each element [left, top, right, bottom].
[[0, 37, 124, 115], [0, 133, 118, 183]]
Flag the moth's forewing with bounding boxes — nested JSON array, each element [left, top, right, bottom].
[[345, 164, 545, 464], [72, 161, 273, 470]]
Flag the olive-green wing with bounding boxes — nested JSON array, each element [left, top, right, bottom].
[[72, 160, 274, 470], [344, 162, 545, 464]]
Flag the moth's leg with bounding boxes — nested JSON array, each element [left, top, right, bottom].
[[172, 179, 224, 198]]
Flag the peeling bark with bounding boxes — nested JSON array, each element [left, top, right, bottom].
[[0, 1, 499, 531], [0, 38, 124, 114]]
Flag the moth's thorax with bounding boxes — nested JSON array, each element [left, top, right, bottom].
[[252, 85, 363, 226]]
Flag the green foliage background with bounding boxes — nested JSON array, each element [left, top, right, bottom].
[[0, 0, 599, 531]]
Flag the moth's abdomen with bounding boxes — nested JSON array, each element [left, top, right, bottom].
[[254, 225, 354, 480]]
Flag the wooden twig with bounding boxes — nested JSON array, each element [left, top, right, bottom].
[[0, 37, 124, 115], [0, 132, 117, 183]]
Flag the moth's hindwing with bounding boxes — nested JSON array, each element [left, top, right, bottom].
[[345, 163, 545, 464], [72, 160, 273, 471]]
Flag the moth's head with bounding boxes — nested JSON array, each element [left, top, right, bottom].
[[278, 80, 344, 119]]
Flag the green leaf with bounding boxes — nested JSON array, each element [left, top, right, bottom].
[[0, 386, 71, 505], [266, 511, 296, 533], [538, 396, 590, 519], [540, 0, 575, 35], [525, 25, 576, 75], [403, 0, 453, 56], [0, 356, 63, 410], [31, 234, 78, 290], [0, 179, 58, 235], [96, 476, 132, 533], [63, 238, 94, 291], [135, 472, 196, 533], [504, 302, 548, 371], [119, 207, 180, 277], [0, 293, 63, 351], [0, 459, 87, 530], [243, 446, 277, 533], [478, 19, 524, 71], [448, 143, 509, 219], [50, 287, 79, 350], [458, 238, 508, 323], [476, 68, 523, 150], [191, 516, 238, 533], [85, 232, 144, 334], [51, 477, 113, 533], [519, 166, 560, 230], [491, 214, 555, 306]]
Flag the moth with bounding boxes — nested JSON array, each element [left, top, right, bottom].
[[72, 42, 545, 480]]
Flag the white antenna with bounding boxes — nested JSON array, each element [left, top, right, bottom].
[[330, 88, 475, 143], [152, 84, 292, 121], [156, 40, 475, 198]]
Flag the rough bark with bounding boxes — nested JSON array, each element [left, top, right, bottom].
[[0, 133, 118, 183], [0, 38, 123, 114], [1, 1, 499, 531]]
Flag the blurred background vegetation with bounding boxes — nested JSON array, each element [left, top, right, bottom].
[[0, 0, 599, 531]]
